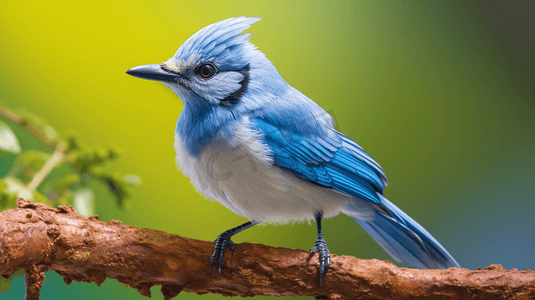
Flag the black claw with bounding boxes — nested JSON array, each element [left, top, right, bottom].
[[208, 221, 256, 275], [310, 237, 331, 286], [209, 232, 233, 274], [218, 239, 228, 273]]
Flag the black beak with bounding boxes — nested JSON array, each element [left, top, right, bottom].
[[126, 64, 180, 83]]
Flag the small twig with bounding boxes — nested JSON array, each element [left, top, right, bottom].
[[0, 104, 58, 148], [0, 104, 68, 193], [1, 199, 534, 299], [26, 142, 67, 192], [0, 104, 23, 123]]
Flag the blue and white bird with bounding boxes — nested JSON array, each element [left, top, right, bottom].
[[126, 17, 460, 285]]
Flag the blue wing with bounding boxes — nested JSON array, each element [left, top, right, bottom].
[[252, 117, 388, 205], [251, 116, 460, 269]]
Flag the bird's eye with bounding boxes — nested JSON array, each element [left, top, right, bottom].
[[197, 63, 218, 79]]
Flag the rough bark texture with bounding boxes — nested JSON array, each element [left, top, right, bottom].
[[1, 199, 534, 300], [24, 264, 46, 300]]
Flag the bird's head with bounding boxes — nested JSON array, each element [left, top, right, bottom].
[[127, 17, 286, 110]]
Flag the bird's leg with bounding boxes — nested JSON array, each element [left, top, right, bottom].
[[209, 221, 256, 274], [309, 211, 330, 286]]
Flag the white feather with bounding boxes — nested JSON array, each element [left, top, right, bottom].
[[174, 116, 352, 224]]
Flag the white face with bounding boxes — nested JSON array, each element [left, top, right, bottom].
[[161, 54, 248, 106]]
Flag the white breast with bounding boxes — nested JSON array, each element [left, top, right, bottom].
[[174, 117, 351, 224]]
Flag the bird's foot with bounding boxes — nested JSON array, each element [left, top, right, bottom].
[[209, 232, 234, 274], [310, 237, 330, 286]]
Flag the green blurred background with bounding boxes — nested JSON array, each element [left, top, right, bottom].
[[1, 0, 534, 299]]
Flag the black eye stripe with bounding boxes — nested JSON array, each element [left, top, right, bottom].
[[221, 64, 250, 105]]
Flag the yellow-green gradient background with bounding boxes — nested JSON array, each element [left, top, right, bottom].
[[1, 1, 534, 299]]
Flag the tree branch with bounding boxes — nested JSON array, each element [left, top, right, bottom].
[[24, 264, 46, 300], [1, 199, 534, 300]]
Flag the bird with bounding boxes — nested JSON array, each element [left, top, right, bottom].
[[126, 16, 460, 286]]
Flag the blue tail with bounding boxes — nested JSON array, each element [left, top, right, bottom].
[[351, 194, 460, 269]]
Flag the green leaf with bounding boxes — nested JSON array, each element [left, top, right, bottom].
[[32, 190, 50, 206], [64, 131, 82, 152], [16, 108, 58, 144], [0, 179, 18, 211], [99, 171, 129, 207], [0, 179, 6, 193], [0, 270, 24, 293], [123, 174, 142, 186], [2, 177, 50, 206], [71, 147, 111, 172], [43, 174, 80, 206], [6, 150, 50, 184], [107, 146, 123, 160], [3, 177, 33, 201], [0, 120, 21, 154], [73, 188, 94, 217]]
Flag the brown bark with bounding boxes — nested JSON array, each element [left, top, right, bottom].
[[24, 264, 46, 300], [1, 199, 534, 300]]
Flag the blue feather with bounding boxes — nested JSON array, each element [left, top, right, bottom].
[[173, 17, 261, 70], [128, 16, 460, 272], [353, 195, 460, 268], [251, 111, 459, 268], [252, 116, 386, 204]]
